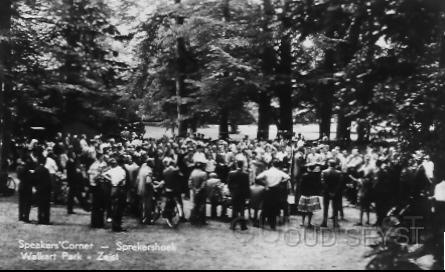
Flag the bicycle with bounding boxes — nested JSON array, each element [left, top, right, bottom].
[[151, 185, 184, 229], [0, 175, 17, 197], [7, 176, 17, 192]]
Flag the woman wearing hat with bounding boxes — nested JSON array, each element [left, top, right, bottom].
[[297, 164, 322, 228]]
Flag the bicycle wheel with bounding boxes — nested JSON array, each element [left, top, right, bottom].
[[151, 200, 162, 224], [165, 201, 183, 229], [60, 182, 69, 205], [6, 177, 16, 191]]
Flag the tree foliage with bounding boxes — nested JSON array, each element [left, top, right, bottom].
[[8, 0, 138, 136]]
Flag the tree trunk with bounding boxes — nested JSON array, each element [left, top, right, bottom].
[[436, 9, 445, 180], [219, 107, 229, 139], [257, 93, 271, 140], [277, 33, 293, 140], [335, 3, 364, 143], [230, 123, 238, 134], [317, 18, 336, 140], [64, 0, 81, 84], [337, 111, 351, 142], [277, 1, 293, 140], [357, 121, 370, 143], [175, 0, 188, 137], [257, 0, 274, 141], [0, 0, 12, 191], [441, 28, 445, 69], [189, 118, 198, 133], [319, 93, 333, 140], [218, 0, 230, 140]]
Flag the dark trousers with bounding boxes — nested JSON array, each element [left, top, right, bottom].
[[67, 183, 88, 213], [111, 187, 126, 231], [50, 174, 62, 203], [210, 200, 228, 219], [434, 201, 445, 232], [279, 183, 289, 219], [261, 186, 280, 230], [191, 190, 207, 225], [375, 196, 391, 226], [19, 189, 32, 222], [346, 169, 358, 205], [338, 191, 344, 219], [37, 190, 51, 224], [322, 194, 341, 226], [140, 184, 154, 224], [231, 195, 247, 229], [433, 201, 445, 266], [210, 198, 219, 219], [91, 185, 105, 228], [103, 182, 112, 219], [163, 191, 182, 219]]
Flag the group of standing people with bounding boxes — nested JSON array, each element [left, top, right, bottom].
[[11, 130, 439, 234], [296, 144, 437, 230]]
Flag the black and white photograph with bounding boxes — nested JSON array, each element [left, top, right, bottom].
[[0, 0, 444, 270]]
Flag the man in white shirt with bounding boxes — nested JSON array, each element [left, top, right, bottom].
[[88, 153, 108, 228], [79, 134, 90, 154], [434, 180, 445, 202], [44, 153, 59, 203], [346, 148, 363, 170], [256, 164, 291, 189], [136, 160, 154, 224], [124, 156, 140, 213], [103, 160, 127, 187], [433, 180, 445, 248], [256, 160, 290, 230], [306, 148, 322, 165], [103, 158, 127, 232], [422, 155, 435, 182], [192, 145, 207, 165], [45, 155, 58, 175], [297, 138, 305, 149]]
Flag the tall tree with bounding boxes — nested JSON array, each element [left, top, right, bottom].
[[257, 0, 274, 140], [218, 0, 231, 140], [175, 0, 188, 137], [0, 0, 12, 190], [276, 0, 293, 139], [335, 2, 366, 142]]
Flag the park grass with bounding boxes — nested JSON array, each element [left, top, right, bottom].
[[0, 196, 374, 270]]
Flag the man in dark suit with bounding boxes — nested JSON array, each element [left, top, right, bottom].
[[228, 160, 250, 231], [36, 152, 52, 225], [18, 150, 37, 223], [321, 160, 343, 228], [66, 151, 89, 215], [162, 158, 185, 222]]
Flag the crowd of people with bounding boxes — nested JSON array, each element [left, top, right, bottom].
[[9, 129, 443, 235]]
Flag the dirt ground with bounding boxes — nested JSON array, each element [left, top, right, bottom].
[[0, 195, 378, 270]]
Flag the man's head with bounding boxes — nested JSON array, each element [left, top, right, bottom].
[[109, 158, 118, 168], [352, 148, 359, 156], [163, 157, 174, 167], [209, 172, 218, 179], [272, 159, 281, 168], [96, 152, 104, 161], [236, 160, 244, 170]]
